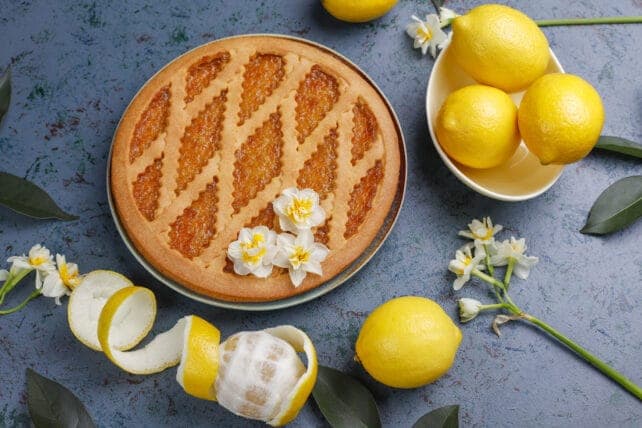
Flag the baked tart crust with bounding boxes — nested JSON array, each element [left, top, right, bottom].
[[110, 35, 401, 302]]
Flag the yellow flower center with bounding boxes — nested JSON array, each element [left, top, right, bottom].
[[241, 233, 266, 265], [60, 263, 81, 288], [29, 256, 47, 266], [418, 26, 433, 42], [241, 233, 265, 250], [289, 246, 310, 269], [286, 197, 313, 223], [472, 228, 493, 240]]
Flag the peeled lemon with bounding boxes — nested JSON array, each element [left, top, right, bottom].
[[518, 73, 605, 165], [436, 85, 521, 169], [68, 273, 317, 426], [217, 326, 318, 426], [355, 296, 462, 389], [321, 0, 398, 23], [450, 4, 550, 92]]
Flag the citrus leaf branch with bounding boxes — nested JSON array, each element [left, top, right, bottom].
[[27, 368, 96, 428], [581, 176, 642, 235], [595, 136, 642, 159], [312, 365, 381, 428], [0, 67, 10, 123], [0, 172, 77, 220], [413, 405, 459, 428]]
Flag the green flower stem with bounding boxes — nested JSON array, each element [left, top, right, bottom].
[[504, 259, 515, 290], [535, 16, 642, 27], [0, 289, 41, 315], [0, 269, 31, 306], [523, 313, 642, 401], [473, 267, 504, 303], [473, 269, 504, 289], [480, 303, 506, 311], [472, 269, 520, 310], [483, 244, 495, 276]]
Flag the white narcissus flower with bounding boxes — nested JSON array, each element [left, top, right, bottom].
[[0, 269, 8, 282], [439, 7, 459, 27], [272, 188, 325, 234], [458, 217, 503, 246], [227, 226, 278, 278], [7, 244, 56, 289], [458, 298, 483, 323], [40, 254, 82, 305], [448, 243, 485, 290], [405, 14, 449, 58], [273, 230, 329, 287], [490, 237, 539, 279]]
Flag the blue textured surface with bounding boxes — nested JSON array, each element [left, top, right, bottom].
[[1, 0, 641, 426]]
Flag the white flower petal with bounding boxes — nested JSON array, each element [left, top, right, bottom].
[[310, 207, 326, 227], [41, 272, 66, 298], [304, 260, 323, 276], [238, 228, 252, 242], [277, 233, 296, 247], [406, 22, 421, 38], [289, 268, 307, 288], [278, 216, 298, 234], [453, 275, 468, 291], [227, 241, 243, 258], [251, 263, 273, 278], [458, 231, 475, 239], [296, 230, 315, 248], [273, 250, 290, 268], [513, 265, 530, 280], [310, 244, 329, 262], [233, 262, 251, 276], [282, 187, 298, 198]]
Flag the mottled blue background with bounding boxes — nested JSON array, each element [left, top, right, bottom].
[[1, 0, 641, 426]]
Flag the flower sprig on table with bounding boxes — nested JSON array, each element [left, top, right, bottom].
[[0, 244, 82, 314], [450, 217, 642, 401]]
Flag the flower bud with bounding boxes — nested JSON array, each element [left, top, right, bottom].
[[458, 298, 483, 323]]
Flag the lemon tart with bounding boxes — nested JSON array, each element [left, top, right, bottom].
[[110, 35, 402, 302]]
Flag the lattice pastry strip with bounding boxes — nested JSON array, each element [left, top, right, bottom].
[[110, 36, 401, 302]]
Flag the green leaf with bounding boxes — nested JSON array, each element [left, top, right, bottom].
[[26, 368, 96, 428], [312, 365, 381, 428], [413, 405, 460, 428], [0, 67, 10, 123], [0, 172, 77, 220], [581, 176, 642, 235], [595, 136, 642, 159]]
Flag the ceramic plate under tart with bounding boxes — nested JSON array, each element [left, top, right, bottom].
[[107, 34, 406, 311], [426, 43, 565, 201]]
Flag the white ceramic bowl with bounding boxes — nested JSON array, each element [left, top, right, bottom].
[[426, 44, 565, 201]]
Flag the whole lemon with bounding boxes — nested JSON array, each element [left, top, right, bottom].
[[355, 296, 462, 389], [321, 0, 398, 23], [435, 85, 521, 169], [450, 4, 550, 92], [518, 73, 605, 165]]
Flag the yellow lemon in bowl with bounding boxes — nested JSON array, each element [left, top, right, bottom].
[[518, 73, 605, 165], [435, 85, 521, 169], [355, 296, 462, 389], [450, 4, 549, 92], [321, 0, 398, 23]]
